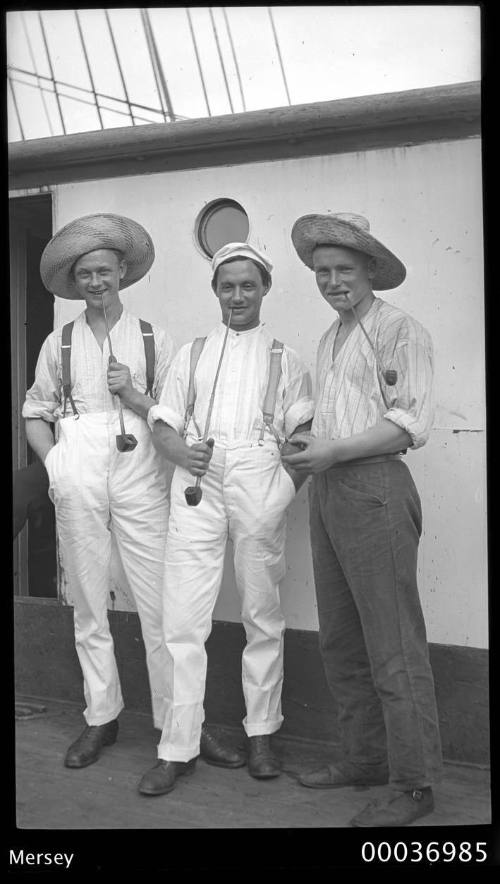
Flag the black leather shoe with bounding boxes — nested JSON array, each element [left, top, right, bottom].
[[64, 719, 119, 769], [248, 735, 281, 779], [200, 726, 246, 768], [138, 758, 197, 796]]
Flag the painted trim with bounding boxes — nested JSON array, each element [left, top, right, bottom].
[[14, 598, 489, 766], [9, 82, 480, 189]]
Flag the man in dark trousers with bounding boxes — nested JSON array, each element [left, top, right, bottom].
[[283, 212, 443, 827]]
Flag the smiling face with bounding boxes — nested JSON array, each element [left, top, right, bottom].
[[213, 258, 270, 330], [72, 248, 126, 311], [312, 245, 375, 316]]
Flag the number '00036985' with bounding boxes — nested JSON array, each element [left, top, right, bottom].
[[361, 841, 488, 863]]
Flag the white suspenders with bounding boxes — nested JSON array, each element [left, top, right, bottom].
[[182, 337, 285, 444]]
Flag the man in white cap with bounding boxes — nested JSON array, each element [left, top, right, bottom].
[[283, 213, 443, 827], [22, 213, 176, 769], [138, 241, 314, 796]]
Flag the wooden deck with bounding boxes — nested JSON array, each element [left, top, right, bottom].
[[15, 695, 490, 833]]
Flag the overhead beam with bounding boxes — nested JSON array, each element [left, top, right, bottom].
[[9, 82, 480, 190]]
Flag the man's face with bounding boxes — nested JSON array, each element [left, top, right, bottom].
[[72, 248, 126, 310], [214, 259, 269, 331], [312, 245, 375, 314]]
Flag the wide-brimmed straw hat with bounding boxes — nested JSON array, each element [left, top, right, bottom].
[[291, 212, 406, 290], [40, 213, 155, 299]]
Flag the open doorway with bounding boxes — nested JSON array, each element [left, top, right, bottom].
[[10, 193, 57, 598]]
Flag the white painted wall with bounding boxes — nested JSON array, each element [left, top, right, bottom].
[[49, 135, 486, 647]]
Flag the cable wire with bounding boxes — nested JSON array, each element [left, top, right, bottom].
[[267, 7, 291, 106]]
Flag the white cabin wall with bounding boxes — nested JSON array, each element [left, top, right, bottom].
[[50, 135, 486, 647]]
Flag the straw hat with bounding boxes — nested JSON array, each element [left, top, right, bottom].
[[40, 213, 155, 299], [291, 212, 406, 290]]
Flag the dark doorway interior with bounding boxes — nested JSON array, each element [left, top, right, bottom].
[[11, 194, 57, 598]]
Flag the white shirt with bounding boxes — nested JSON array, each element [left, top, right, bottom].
[[148, 322, 314, 444], [23, 309, 175, 422], [312, 298, 434, 449]]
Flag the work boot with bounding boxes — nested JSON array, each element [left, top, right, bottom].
[[138, 759, 197, 796], [64, 719, 119, 769], [299, 760, 389, 789], [200, 725, 246, 768], [247, 735, 281, 779], [350, 787, 435, 827]]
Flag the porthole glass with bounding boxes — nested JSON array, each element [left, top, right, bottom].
[[196, 198, 249, 258]]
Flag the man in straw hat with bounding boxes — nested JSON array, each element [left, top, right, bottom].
[[22, 213, 176, 769], [138, 242, 314, 796], [282, 213, 443, 827]]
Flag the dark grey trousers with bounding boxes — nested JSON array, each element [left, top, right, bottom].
[[309, 456, 443, 791]]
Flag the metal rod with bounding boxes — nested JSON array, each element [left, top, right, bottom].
[[7, 74, 25, 141], [186, 7, 211, 117], [37, 11, 67, 134], [141, 8, 175, 122], [222, 6, 246, 111], [104, 9, 136, 125], [267, 6, 291, 106], [20, 11, 54, 135], [209, 7, 234, 113], [74, 10, 104, 129]]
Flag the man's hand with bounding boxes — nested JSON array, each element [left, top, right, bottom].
[[107, 361, 135, 405], [184, 438, 214, 477], [281, 433, 338, 474], [280, 438, 310, 491]]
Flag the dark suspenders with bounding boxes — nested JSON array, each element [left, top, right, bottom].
[[139, 319, 155, 397], [61, 319, 156, 417], [61, 321, 78, 419]]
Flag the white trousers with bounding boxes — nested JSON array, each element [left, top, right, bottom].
[[157, 440, 296, 761], [45, 411, 170, 728]]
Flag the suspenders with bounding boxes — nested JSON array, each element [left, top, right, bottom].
[[182, 337, 207, 438], [182, 336, 285, 444], [139, 319, 155, 397], [258, 340, 284, 445], [61, 321, 78, 419], [61, 319, 155, 418]]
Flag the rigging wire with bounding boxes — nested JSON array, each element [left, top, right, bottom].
[[186, 7, 212, 117], [37, 11, 67, 134], [20, 11, 54, 135], [104, 9, 136, 125], [74, 10, 104, 129], [222, 6, 246, 112], [267, 7, 291, 106], [209, 7, 234, 113]]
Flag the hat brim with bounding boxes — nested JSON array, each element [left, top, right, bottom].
[[40, 213, 155, 300], [291, 214, 406, 290]]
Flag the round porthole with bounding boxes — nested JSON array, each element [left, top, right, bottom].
[[196, 198, 249, 258]]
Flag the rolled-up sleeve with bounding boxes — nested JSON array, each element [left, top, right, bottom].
[[381, 320, 434, 449], [147, 343, 189, 434], [282, 347, 315, 437], [22, 335, 61, 423]]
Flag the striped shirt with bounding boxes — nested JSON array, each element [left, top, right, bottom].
[[148, 322, 314, 444], [312, 298, 434, 449], [23, 309, 174, 422]]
